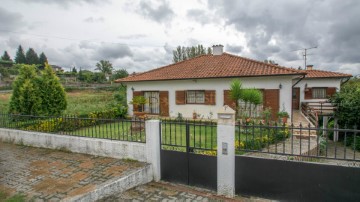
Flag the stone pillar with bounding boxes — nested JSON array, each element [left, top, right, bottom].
[[217, 105, 235, 197], [145, 120, 161, 181]]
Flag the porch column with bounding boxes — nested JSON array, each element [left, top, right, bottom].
[[217, 106, 235, 197], [145, 119, 161, 181]]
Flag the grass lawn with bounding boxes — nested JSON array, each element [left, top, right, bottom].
[[69, 120, 145, 142], [0, 90, 116, 115]]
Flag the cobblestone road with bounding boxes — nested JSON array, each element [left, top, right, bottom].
[[98, 181, 269, 202], [0, 141, 145, 201]]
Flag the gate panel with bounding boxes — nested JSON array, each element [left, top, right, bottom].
[[235, 156, 360, 201], [160, 150, 188, 185], [189, 153, 217, 190]]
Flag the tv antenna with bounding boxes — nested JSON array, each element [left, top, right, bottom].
[[292, 46, 317, 69]]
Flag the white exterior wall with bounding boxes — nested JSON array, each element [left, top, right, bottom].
[[293, 78, 342, 103], [126, 76, 294, 119]]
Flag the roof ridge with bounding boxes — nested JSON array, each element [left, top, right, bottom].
[[305, 69, 352, 76], [223, 52, 302, 74]]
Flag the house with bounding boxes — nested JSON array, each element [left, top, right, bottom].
[[116, 45, 351, 120]]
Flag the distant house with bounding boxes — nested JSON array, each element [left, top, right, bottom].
[[50, 65, 64, 72], [116, 45, 351, 120]]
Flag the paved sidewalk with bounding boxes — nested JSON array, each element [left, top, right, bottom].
[[0, 141, 145, 201]]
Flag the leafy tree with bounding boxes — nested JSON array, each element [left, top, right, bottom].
[[95, 60, 113, 75], [38, 52, 48, 69], [111, 69, 129, 80], [229, 79, 243, 118], [38, 64, 67, 115], [25, 48, 39, 65], [330, 78, 360, 129], [9, 65, 42, 115], [173, 45, 212, 63], [1, 51, 12, 61], [15, 45, 27, 64], [241, 88, 263, 117]]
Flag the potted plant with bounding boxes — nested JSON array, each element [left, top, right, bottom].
[[192, 110, 197, 119], [129, 96, 148, 117], [277, 111, 289, 124]]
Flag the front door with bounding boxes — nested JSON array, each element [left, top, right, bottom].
[[292, 88, 300, 110]]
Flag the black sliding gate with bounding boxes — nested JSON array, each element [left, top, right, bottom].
[[160, 120, 217, 190]]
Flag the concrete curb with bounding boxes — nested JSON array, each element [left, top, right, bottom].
[[65, 164, 153, 202]]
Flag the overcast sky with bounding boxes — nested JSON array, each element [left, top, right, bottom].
[[0, 0, 359, 75]]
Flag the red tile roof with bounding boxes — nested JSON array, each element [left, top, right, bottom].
[[301, 69, 352, 78], [116, 53, 306, 82]]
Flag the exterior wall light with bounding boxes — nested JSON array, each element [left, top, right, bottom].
[[131, 87, 135, 91], [279, 83, 282, 89]]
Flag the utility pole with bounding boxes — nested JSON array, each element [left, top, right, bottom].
[[303, 46, 317, 69], [292, 46, 317, 69]]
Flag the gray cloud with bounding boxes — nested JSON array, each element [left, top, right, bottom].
[[137, 0, 174, 24], [20, 0, 109, 8], [93, 43, 133, 60], [0, 7, 24, 34], [187, 9, 210, 25], [83, 17, 105, 23], [226, 44, 243, 53], [207, 0, 360, 70]]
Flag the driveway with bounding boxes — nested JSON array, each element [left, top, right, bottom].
[[0, 141, 145, 201]]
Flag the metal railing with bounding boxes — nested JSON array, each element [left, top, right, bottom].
[[0, 113, 146, 143], [160, 119, 217, 154], [237, 121, 360, 162]]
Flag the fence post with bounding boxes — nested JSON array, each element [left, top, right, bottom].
[[217, 106, 235, 197], [334, 118, 339, 142], [323, 116, 328, 138], [145, 119, 161, 182]]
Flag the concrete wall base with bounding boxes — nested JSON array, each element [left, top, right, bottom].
[[0, 128, 146, 162], [68, 164, 153, 202]]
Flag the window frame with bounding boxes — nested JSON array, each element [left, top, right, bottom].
[[186, 90, 205, 104], [312, 87, 327, 99]]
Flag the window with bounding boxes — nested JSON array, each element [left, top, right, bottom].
[[143, 92, 160, 114], [186, 90, 205, 104], [312, 88, 327, 99]]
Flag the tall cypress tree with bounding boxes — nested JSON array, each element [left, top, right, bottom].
[[9, 64, 42, 115], [25, 48, 39, 65], [15, 45, 27, 64], [39, 64, 67, 115], [1, 51, 12, 61], [38, 52, 48, 69]]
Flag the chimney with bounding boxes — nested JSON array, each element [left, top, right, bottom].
[[212, 44, 224, 55], [306, 65, 313, 70]]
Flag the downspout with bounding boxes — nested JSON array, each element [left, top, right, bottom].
[[340, 77, 351, 86], [291, 74, 306, 123]]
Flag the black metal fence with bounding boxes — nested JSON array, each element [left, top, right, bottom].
[[161, 119, 217, 155], [0, 113, 145, 143], [237, 121, 360, 162], [160, 118, 360, 162]]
